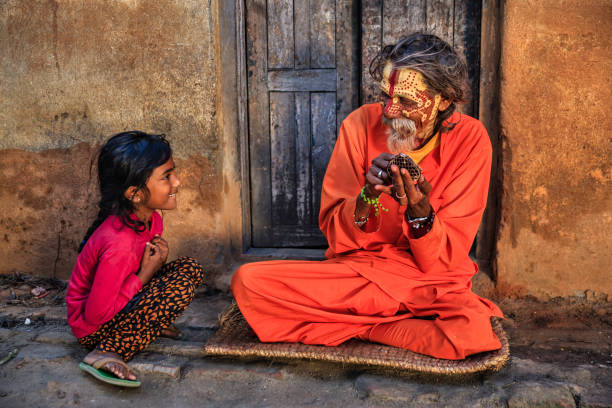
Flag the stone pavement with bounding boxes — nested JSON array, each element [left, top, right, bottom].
[[0, 293, 610, 408]]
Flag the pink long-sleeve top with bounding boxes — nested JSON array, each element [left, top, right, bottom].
[[66, 212, 162, 338]]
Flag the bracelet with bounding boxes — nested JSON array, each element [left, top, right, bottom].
[[406, 210, 434, 228], [354, 215, 368, 227], [407, 215, 429, 224], [406, 209, 435, 238], [360, 186, 389, 216]]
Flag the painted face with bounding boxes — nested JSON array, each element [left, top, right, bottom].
[[379, 61, 442, 125], [142, 157, 181, 212]]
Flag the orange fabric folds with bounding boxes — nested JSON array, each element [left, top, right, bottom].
[[232, 104, 503, 360]]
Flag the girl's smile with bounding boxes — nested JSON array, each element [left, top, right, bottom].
[[131, 157, 181, 224]]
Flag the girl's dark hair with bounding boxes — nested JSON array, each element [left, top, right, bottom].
[[369, 32, 469, 135], [78, 131, 171, 253]]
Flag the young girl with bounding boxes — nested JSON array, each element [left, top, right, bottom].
[[66, 131, 203, 387]]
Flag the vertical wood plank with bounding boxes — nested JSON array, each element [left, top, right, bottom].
[[477, 0, 503, 278], [311, 92, 337, 223], [268, 0, 294, 69], [270, 92, 297, 224], [294, 0, 311, 69], [383, 0, 426, 46], [247, 0, 358, 247], [426, 0, 454, 45], [336, 0, 360, 131], [454, 1, 484, 260], [295, 92, 312, 225], [247, 0, 272, 245], [236, 0, 251, 251], [361, 0, 383, 105], [454, 0, 482, 117], [310, 0, 336, 68]]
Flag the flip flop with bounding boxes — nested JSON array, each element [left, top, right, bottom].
[[78, 357, 141, 388]]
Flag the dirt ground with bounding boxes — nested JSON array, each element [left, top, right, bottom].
[[1, 271, 610, 366], [0, 271, 610, 407]]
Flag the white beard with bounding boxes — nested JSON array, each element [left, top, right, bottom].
[[382, 116, 422, 153]]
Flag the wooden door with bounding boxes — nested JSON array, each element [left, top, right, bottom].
[[361, 0, 482, 116], [247, 0, 359, 247], [245, 0, 482, 249]]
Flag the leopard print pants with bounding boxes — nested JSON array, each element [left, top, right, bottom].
[[78, 256, 203, 361]]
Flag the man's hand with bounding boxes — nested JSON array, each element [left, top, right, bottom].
[[355, 153, 396, 223], [365, 152, 395, 197], [380, 165, 432, 218]]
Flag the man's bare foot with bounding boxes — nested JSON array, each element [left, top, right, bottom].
[[160, 324, 182, 340], [83, 350, 136, 381]]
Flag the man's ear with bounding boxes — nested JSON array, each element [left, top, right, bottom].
[[124, 186, 141, 203], [438, 98, 452, 112]]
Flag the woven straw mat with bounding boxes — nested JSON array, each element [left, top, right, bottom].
[[203, 303, 510, 375]]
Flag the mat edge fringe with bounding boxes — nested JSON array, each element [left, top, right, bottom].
[[205, 303, 510, 375]]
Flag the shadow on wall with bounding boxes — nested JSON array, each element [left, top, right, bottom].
[[0, 143, 99, 280], [0, 143, 225, 281]]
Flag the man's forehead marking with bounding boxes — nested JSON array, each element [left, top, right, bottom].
[[383, 64, 428, 99], [388, 68, 398, 97]]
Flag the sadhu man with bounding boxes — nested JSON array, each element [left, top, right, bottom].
[[232, 33, 503, 359]]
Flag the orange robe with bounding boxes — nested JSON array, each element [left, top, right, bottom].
[[232, 104, 503, 360]]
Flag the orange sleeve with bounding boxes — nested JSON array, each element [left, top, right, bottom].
[[402, 125, 492, 273], [318, 111, 381, 254]]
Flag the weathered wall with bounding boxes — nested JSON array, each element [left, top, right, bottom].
[[0, 0, 233, 280], [2, 0, 610, 301], [496, 0, 611, 298]]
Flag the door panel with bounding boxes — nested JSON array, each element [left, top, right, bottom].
[[247, 0, 358, 248], [310, 92, 337, 225]]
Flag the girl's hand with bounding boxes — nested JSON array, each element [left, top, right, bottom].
[[137, 241, 164, 285], [150, 235, 169, 264]]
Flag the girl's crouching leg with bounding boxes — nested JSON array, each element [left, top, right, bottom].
[[157, 256, 204, 316], [156, 256, 204, 295], [173, 256, 204, 288]]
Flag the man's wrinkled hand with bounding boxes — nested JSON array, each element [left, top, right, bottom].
[[384, 165, 433, 218], [365, 152, 395, 198]]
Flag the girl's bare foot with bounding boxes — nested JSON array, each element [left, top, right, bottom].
[[160, 324, 182, 340], [83, 350, 136, 380]]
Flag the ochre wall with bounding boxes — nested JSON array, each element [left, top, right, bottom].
[[1, 0, 610, 300], [0, 0, 235, 280], [496, 0, 611, 298]]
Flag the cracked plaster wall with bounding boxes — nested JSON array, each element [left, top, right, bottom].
[[496, 0, 611, 298], [0, 0, 230, 280], [2, 0, 610, 301]]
